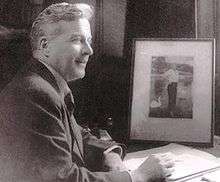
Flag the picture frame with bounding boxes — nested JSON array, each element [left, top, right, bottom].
[[128, 38, 215, 147]]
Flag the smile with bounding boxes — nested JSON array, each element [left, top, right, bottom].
[[75, 59, 87, 64]]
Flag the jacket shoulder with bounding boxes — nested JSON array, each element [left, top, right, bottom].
[[1, 71, 63, 109]]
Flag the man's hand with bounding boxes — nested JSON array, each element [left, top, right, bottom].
[[102, 151, 127, 172], [131, 154, 174, 182]]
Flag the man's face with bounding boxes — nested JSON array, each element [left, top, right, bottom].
[[45, 18, 93, 81]]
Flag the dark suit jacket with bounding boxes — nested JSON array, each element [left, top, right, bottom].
[[0, 59, 131, 182]]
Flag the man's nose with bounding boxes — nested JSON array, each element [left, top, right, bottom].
[[83, 41, 93, 56]]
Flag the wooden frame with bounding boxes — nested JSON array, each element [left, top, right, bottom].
[[128, 38, 215, 147]]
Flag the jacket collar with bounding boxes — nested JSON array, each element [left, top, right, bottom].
[[27, 58, 71, 99]]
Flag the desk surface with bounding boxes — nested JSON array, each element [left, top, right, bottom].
[[125, 136, 220, 182], [127, 135, 220, 158], [199, 136, 220, 158]]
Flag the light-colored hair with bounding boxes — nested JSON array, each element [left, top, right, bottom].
[[30, 2, 93, 51]]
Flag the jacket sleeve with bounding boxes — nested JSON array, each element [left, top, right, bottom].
[[1, 89, 131, 182], [79, 125, 127, 171]]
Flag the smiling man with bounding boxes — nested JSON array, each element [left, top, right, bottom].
[[0, 3, 173, 182], [36, 20, 93, 81]]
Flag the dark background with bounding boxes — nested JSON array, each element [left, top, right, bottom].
[[0, 0, 219, 143]]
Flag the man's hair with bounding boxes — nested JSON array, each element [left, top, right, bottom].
[[30, 3, 93, 51]]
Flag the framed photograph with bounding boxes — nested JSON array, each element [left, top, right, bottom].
[[128, 38, 215, 146]]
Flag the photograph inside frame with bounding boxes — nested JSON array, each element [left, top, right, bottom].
[[149, 56, 193, 119], [129, 39, 214, 145]]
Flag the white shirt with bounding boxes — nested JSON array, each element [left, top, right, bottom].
[[164, 69, 179, 83]]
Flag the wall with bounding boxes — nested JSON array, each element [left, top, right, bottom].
[[102, 0, 127, 57], [124, 0, 196, 58], [197, 0, 219, 135], [197, 0, 215, 38], [95, 0, 220, 140], [214, 0, 220, 135], [101, 0, 197, 141]]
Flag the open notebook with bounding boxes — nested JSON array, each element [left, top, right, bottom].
[[123, 148, 220, 181]]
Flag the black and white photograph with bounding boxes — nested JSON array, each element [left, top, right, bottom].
[[149, 56, 193, 119], [0, 1, 220, 182]]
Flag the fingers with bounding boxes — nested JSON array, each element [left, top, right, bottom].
[[151, 153, 176, 178], [153, 152, 175, 161], [163, 166, 175, 177], [159, 157, 175, 168], [161, 161, 175, 168], [102, 152, 128, 172], [157, 159, 175, 178], [153, 153, 175, 167], [161, 161, 175, 177], [136, 154, 175, 182]]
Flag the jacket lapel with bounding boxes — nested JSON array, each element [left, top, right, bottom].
[[27, 59, 85, 165]]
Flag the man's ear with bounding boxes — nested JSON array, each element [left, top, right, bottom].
[[39, 37, 50, 57]]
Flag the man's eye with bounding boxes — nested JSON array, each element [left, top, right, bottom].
[[72, 39, 81, 43], [70, 37, 81, 43]]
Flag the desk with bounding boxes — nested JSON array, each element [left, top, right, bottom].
[[198, 136, 220, 158], [127, 136, 220, 157], [125, 136, 220, 182]]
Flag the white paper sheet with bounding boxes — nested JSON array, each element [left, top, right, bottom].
[[168, 154, 220, 181], [123, 152, 220, 181], [202, 170, 220, 182]]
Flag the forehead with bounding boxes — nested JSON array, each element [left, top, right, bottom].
[[43, 18, 91, 37]]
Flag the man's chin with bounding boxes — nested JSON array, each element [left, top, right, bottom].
[[67, 72, 85, 82], [79, 73, 86, 79]]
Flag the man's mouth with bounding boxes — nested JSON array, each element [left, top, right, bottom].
[[75, 59, 87, 64]]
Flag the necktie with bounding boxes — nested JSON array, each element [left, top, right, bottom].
[[64, 92, 75, 115], [64, 92, 85, 163]]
